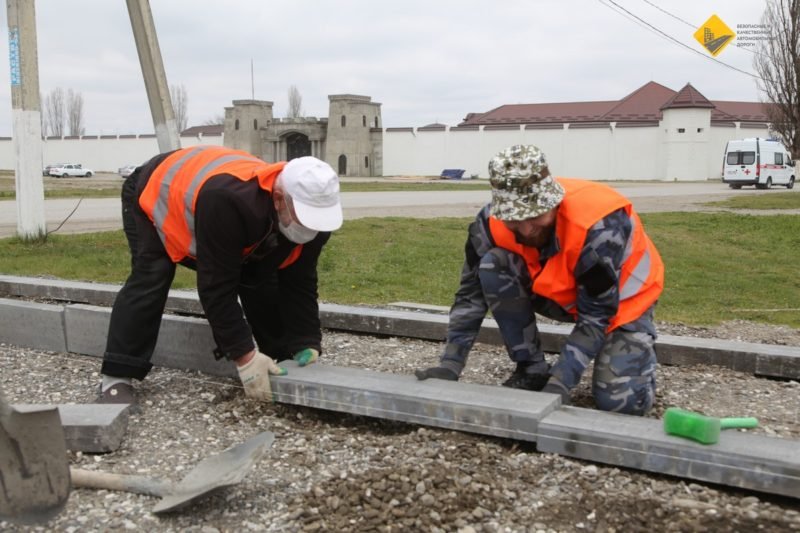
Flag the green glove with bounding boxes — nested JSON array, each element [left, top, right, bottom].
[[293, 348, 319, 367]]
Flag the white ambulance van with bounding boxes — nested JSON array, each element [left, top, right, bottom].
[[723, 138, 795, 189]]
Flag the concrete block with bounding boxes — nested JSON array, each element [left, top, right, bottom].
[[537, 407, 800, 499], [64, 304, 236, 378], [13, 403, 130, 453], [151, 313, 236, 378], [272, 361, 560, 441], [64, 304, 109, 357], [755, 352, 800, 380], [0, 297, 66, 352], [0, 274, 119, 306]]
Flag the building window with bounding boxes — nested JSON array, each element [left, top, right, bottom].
[[341, 115, 346, 127], [365, 156, 369, 168], [374, 117, 379, 128], [362, 115, 367, 127], [254, 119, 258, 130], [697, 128, 703, 133], [677, 128, 685, 133], [235, 119, 240, 130], [338, 154, 347, 175]]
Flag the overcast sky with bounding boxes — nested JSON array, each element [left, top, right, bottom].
[[0, 0, 772, 136]]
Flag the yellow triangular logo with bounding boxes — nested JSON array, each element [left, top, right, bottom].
[[694, 15, 736, 57]]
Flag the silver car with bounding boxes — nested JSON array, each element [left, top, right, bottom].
[[118, 165, 138, 178]]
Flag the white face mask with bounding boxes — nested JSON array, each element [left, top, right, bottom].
[[278, 219, 318, 244]]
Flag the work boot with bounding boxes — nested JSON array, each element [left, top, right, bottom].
[[95, 383, 139, 412], [502, 362, 550, 392]]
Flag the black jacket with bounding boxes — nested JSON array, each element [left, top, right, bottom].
[[136, 152, 329, 360]]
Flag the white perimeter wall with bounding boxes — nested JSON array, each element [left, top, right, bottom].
[[381, 122, 770, 180], [0, 123, 771, 180], [0, 133, 223, 173]]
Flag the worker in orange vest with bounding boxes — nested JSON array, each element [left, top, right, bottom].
[[416, 144, 664, 415], [97, 146, 342, 407]]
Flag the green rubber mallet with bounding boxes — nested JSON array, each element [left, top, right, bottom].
[[663, 407, 758, 444]]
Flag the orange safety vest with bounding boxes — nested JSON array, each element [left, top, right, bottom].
[[488, 178, 664, 331], [139, 146, 302, 267]]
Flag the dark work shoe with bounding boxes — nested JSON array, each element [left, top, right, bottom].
[[415, 367, 458, 381], [502, 370, 550, 391], [96, 383, 138, 410]]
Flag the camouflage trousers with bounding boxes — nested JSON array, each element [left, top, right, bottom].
[[479, 248, 656, 415]]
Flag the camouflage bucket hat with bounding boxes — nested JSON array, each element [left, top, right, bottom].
[[488, 145, 565, 221]]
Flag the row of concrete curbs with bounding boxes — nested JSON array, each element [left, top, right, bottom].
[[0, 275, 798, 499]]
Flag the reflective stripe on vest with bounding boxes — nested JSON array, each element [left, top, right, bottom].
[[488, 177, 664, 331], [138, 146, 300, 265]]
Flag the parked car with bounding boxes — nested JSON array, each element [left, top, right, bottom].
[[118, 165, 138, 178], [48, 163, 93, 178], [42, 163, 65, 176]]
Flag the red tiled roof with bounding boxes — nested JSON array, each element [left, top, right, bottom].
[[459, 81, 770, 125], [660, 83, 714, 110], [602, 81, 677, 121], [710, 100, 769, 122]]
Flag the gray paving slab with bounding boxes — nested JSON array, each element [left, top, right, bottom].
[[13, 403, 129, 453], [0, 297, 67, 353], [537, 406, 800, 499], [64, 304, 236, 378], [272, 361, 561, 440]]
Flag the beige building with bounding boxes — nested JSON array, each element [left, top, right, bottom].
[[223, 94, 383, 177]]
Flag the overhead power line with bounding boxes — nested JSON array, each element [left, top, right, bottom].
[[597, 0, 763, 81]]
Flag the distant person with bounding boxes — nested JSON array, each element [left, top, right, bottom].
[[415, 145, 664, 415], [97, 146, 342, 406]]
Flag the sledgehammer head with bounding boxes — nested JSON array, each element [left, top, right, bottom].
[[663, 407, 758, 445]]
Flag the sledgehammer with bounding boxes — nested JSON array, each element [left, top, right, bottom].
[[663, 407, 758, 444]]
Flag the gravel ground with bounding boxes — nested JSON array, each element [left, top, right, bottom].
[[1, 318, 799, 532]]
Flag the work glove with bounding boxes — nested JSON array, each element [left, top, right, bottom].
[[541, 378, 571, 406], [414, 366, 458, 381], [237, 352, 287, 402], [293, 348, 319, 367]]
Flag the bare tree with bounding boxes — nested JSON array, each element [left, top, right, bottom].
[[66, 89, 85, 136], [170, 84, 189, 132], [44, 87, 65, 137], [202, 114, 225, 126], [754, 0, 800, 156], [287, 85, 303, 118]]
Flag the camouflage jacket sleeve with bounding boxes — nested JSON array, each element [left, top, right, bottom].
[[549, 208, 633, 389], [439, 205, 494, 374]]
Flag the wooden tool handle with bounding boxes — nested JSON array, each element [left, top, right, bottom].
[[70, 468, 173, 498]]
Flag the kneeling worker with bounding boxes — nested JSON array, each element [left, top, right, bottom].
[[416, 145, 663, 415], [97, 146, 343, 406]]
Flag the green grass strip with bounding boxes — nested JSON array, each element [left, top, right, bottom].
[[0, 213, 798, 328]]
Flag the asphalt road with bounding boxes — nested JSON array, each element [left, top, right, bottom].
[[0, 180, 794, 238]]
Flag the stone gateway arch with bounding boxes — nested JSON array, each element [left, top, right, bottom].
[[223, 94, 383, 177]]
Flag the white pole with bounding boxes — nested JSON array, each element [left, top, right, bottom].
[[125, 0, 180, 153], [6, 0, 46, 240]]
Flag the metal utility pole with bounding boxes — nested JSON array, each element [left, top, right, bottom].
[[6, 0, 46, 240], [125, 0, 180, 152]]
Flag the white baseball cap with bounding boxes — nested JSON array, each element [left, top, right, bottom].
[[280, 156, 343, 231]]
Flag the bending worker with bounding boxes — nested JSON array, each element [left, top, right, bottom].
[[416, 145, 663, 415], [97, 146, 342, 406]]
